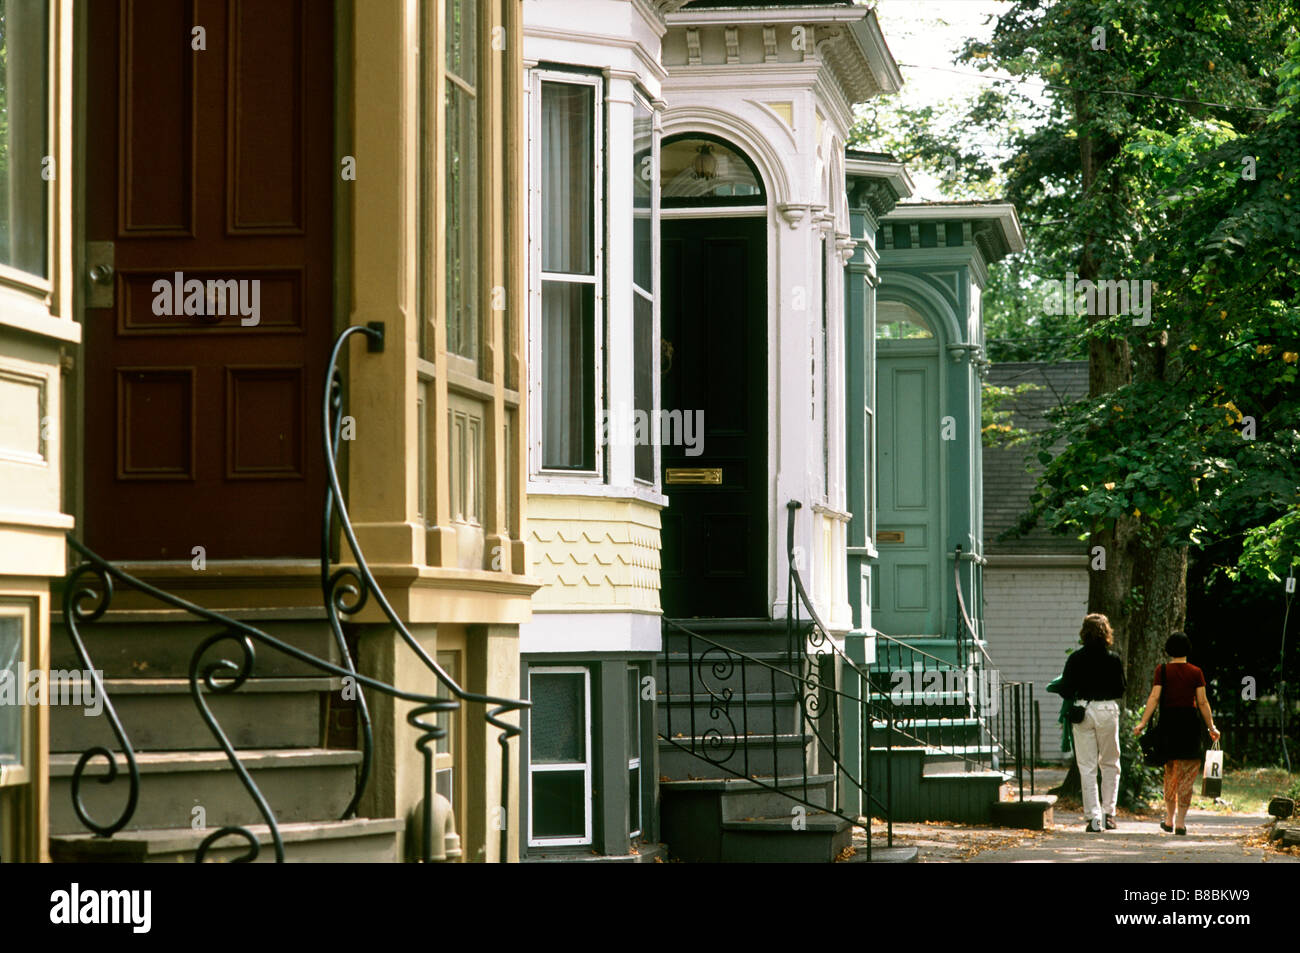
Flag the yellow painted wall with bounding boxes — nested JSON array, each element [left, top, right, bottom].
[[527, 495, 662, 613]]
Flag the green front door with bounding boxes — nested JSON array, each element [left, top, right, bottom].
[[660, 216, 767, 618], [875, 344, 943, 636]]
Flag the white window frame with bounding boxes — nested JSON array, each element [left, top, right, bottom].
[[627, 665, 642, 838], [631, 88, 659, 490], [528, 69, 605, 487], [0, 602, 34, 788], [527, 665, 593, 847]]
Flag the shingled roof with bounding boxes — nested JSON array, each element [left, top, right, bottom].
[[983, 361, 1090, 555]]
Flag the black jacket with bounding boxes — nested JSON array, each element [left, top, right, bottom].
[[1059, 643, 1126, 702]]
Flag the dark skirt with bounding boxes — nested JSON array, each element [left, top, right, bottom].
[[1159, 706, 1204, 761]]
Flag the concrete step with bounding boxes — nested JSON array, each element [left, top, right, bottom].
[[49, 748, 362, 835], [869, 716, 983, 747], [865, 746, 1007, 823], [657, 652, 803, 695], [50, 676, 338, 752], [662, 619, 809, 657], [660, 773, 854, 863], [49, 817, 404, 863], [867, 690, 973, 719], [658, 732, 810, 780], [661, 773, 836, 820], [658, 691, 803, 736], [718, 811, 853, 863], [838, 845, 920, 863], [51, 618, 344, 679], [919, 745, 1002, 775], [871, 636, 963, 667]]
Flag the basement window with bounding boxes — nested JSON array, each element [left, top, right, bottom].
[[528, 667, 592, 846], [627, 666, 642, 838]]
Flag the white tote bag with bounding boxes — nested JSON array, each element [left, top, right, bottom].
[[1201, 741, 1223, 798]]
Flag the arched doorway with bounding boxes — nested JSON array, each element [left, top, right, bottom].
[[874, 299, 944, 636], [659, 134, 768, 618]]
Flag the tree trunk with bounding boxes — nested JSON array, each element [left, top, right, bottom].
[[1074, 97, 1188, 707]]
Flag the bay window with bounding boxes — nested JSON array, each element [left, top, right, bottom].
[[0, 0, 50, 284], [444, 0, 479, 364], [532, 73, 601, 475], [632, 93, 656, 484]]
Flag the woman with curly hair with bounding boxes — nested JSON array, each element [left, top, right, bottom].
[[1133, 632, 1221, 835], [1059, 613, 1127, 832]]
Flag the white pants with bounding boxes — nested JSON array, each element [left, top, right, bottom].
[[1072, 700, 1121, 826]]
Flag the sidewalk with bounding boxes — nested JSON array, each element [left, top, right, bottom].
[[855, 766, 1298, 863], [966, 807, 1295, 863]]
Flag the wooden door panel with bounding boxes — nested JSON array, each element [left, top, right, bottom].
[[227, 0, 306, 234], [876, 352, 942, 634], [118, 0, 196, 236], [660, 218, 767, 618], [85, 0, 333, 560]]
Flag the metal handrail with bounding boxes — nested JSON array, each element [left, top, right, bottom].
[[58, 324, 529, 862], [660, 617, 894, 856], [786, 502, 1005, 777]]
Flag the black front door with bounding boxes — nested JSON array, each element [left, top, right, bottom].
[[660, 216, 767, 618]]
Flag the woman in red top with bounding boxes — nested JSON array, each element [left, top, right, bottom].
[[1133, 632, 1220, 835]]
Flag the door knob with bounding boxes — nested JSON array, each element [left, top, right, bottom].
[[86, 241, 115, 308]]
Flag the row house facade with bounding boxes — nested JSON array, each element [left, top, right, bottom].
[[1, 0, 1025, 864], [2, 0, 534, 863]]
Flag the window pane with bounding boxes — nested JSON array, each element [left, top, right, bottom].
[[627, 765, 640, 835], [0, 0, 50, 278], [435, 767, 454, 805], [626, 667, 641, 755], [661, 136, 763, 203], [532, 770, 585, 839], [541, 82, 593, 275], [876, 300, 933, 340], [444, 0, 475, 83], [541, 281, 593, 470], [633, 293, 654, 482], [434, 651, 457, 754], [530, 672, 585, 764], [632, 97, 653, 292], [0, 618, 21, 765], [445, 80, 479, 360]]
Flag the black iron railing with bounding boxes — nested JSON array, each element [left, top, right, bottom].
[[834, 534, 1010, 778], [993, 680, 1038, 800], [59, 323, 529, 862], [660, 619, 895, 858], [657, 500, 901, 859]]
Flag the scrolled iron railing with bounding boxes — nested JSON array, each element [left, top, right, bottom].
[[59, 323, 529, 862], [660, 618, 895, 859]]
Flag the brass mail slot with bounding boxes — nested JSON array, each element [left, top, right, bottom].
[[877, 530, 905, 543], [665, 467, 722, 485]]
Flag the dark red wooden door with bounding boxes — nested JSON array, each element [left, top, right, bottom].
[[84, 0, 334, 559]]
